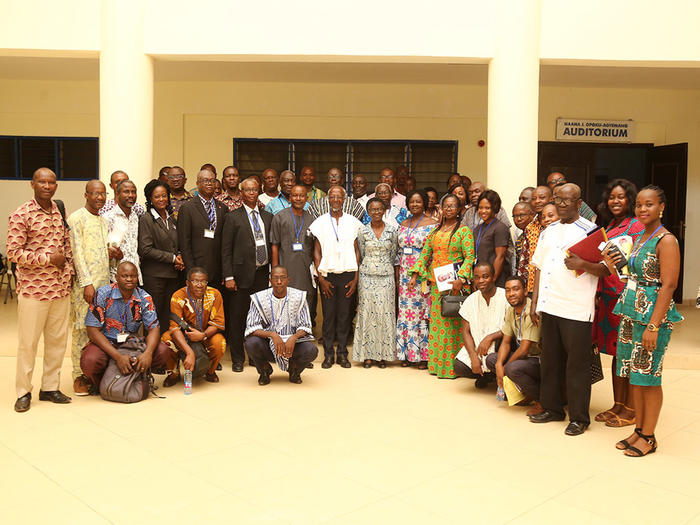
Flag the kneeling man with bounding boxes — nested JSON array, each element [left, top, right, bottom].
[[161, 267, 226, 386], [492, 275, 542, 415], [454, 262, 508, 388], [245, 266, 318, 385], [82, 262, 170, 391]]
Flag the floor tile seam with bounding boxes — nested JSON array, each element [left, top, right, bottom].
[[502, 472, 599, 524], [14, 451, 116, 524], [683, 508, 700, 525]]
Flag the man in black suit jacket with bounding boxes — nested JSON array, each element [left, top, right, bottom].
[[177, 169, 227, 286], [222, 177, 272, 372]]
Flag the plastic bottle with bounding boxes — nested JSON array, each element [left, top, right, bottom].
[[696, 285, 700, 309], [184, 369, 192, 395], [496, 386, 506, 402]]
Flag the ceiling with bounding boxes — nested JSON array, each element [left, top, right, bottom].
[[1, 56, 700, 89]]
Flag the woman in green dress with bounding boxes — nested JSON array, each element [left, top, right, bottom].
[[408, 194, 475, 379], [609, 185, 683, 457]]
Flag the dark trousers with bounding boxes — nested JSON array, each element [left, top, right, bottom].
[[308, 286, 318, 329], [540, 312, 592, 425], [80, 342, 171, 388], [505, 357, 541, 401], [142, 274, 180, 336], [453, 352, 499, 379], [245, 335, 318, 376], [226, 267, 270, 365], [320, 272, 355, 358]]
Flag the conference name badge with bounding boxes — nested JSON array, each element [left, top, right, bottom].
[[292, 242, 303, 252], [403, 247, 413, 255], [204, 229, 215, 239], [117, 332, 128, 343]]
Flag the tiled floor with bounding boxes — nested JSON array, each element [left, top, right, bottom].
[[1, 299, 699, 525]]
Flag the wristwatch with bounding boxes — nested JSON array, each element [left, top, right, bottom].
[[647, 323, 659, 332], [203, 334, 208, 341]]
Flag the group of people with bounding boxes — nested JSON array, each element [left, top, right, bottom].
[[7, 162, 682, 458]]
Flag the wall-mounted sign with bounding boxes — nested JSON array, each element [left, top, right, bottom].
[[556, 118, 634, 143]]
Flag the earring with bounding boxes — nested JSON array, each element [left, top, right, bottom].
[[659, 211, 663, 219]]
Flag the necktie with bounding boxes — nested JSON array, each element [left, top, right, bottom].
[[205, 199, 216, 230], [251, 210, 267, 266]]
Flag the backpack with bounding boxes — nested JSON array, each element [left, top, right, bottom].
[[54, 199, 69, 230], [170, 313, 210, 379], [99, 336, 156, 403]]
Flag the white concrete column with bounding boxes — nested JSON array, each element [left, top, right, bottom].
[[487, 0, 541, 212], [99, 0, 153, 198]]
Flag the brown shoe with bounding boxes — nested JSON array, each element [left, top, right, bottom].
[[73, 375, 92, 396], [205, 372, 219, 383], [163, 371, 181, 387], [526, 401, 544, 417]]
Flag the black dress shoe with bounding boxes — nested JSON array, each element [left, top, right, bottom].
[[14, 393, 31, 413], [305, 362, 314, 369], [565, 421, 589, 436], [38, 390, 72, 404], [321, 356, 334, 369], [232, 362, 244, 373], [337, 355, 351, 368], [289, 369, 303, 384], [258, 372, 271, 386], [377, 360, 387, 369], [475, 375, 489, 389], [529, 409, 565, 423]]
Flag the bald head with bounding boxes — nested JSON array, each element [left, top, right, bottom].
[[84, 179, 107, 214], [31, 168, 58, 202], [32, 167, 56, 181]]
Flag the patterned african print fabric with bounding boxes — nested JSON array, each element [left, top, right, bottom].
[[306, 186, 326, 203], [592, 217, 644, 356], [103, 203, 141, 283], [396, 223, 436, 362], [170, 190, 193, 218], [523, 219, 543, 293], [245, 287, 312, 372], [410, 226, 475, 378], [166, 286, 225, 333], [216, 190, 265, 212], [6, 199, 74, 301], [614, 233, 683, 386], [352, 224, 399, 362], [84, 283, 158, 342], [99, 199, 145, 218]]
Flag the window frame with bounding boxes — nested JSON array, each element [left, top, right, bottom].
[[0, 135, 99, 181]]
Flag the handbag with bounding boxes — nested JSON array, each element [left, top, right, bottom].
[[591, 345, 604, 385], [440, 293, 467, 318], [170, 313, 210, 379], [99, 336, 155, 403]]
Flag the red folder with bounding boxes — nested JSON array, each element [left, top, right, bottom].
[[566, 226, 608, 276]]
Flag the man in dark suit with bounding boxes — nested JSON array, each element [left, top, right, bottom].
[[222, 177, 272, 372], [177, 169, 227, 287]]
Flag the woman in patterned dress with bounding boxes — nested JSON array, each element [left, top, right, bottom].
[[352, 198, 399, 368], [592, 179, 645, 427], [408, 194, 475, 379], [611, 186, 683, 457], [396, 190, 437, 369]]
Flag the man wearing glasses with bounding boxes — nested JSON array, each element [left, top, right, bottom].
[[167, 166, 193, 219], [546, 171, 597, 222], [177, 169, 227, 293], [222, 178, 273, 372]]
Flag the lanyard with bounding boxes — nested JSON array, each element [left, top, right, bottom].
[[406, 214, 423, 245], [475, 219, 495, 255], [329, 213, 340, 242], [629, 225, 663, 269], [249, 210, 262, 234], [119, 298, 131, 330], [269, 293, 288, 329], [291, 211, 305, 242], [186, 288, 204, 330]]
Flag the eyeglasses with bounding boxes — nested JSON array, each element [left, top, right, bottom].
[[188, 279, 208, 285], [512, 213, 531, 219], [442, 204, 459, 210], [199, 179, 216, 185], [168, 174, 185, 180], [549, 178, 565, 186], [553, 196, 576, 206], [242, 188, 259, 194]]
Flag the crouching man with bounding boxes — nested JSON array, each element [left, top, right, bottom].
[[81, 262, 170, 391], [161, 267, 226, 386], [244, 266, 318, 385]]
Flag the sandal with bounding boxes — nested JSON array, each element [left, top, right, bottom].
[[605, 407, 636, 428], [616, 428, 642, 450], [625, 433, 657, 457], [595, 402, 623, 422], [401, 361, 410, 368], [417, 361, 428, 370]]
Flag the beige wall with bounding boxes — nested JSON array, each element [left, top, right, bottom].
[[1, 77, 699, 302]]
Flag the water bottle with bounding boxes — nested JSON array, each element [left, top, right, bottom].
[[496, 386, 506, 402], [696, 285, 700, 309], [184, 369, 192, 395]]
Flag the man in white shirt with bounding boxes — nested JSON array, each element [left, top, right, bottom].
[[103, 179, 141, 284], [222, 177, 273, 372], [352, 174, 370, 209], [454, 262, 509, 388], [369, 167, 406, 208], [529, 183, 609, 436], [309, 186, 362, 369], [99, 170, 146, 217], [258, 168, 280, 207]]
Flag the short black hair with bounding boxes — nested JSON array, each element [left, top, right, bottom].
[[144, 179, 172, 215], [639, 184, 666, 205], [187, 267, 208, 281], [474, 261, 495, 276], [366, 197, 386, 210], [505, 275, 526, 288], [404, 189, 428, 210], [478, 189, 502, 215]]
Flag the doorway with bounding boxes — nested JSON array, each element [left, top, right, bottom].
[[538, 141, 687, 303]]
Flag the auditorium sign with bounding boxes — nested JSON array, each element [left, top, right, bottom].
[[556, 118, 634, 143]]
